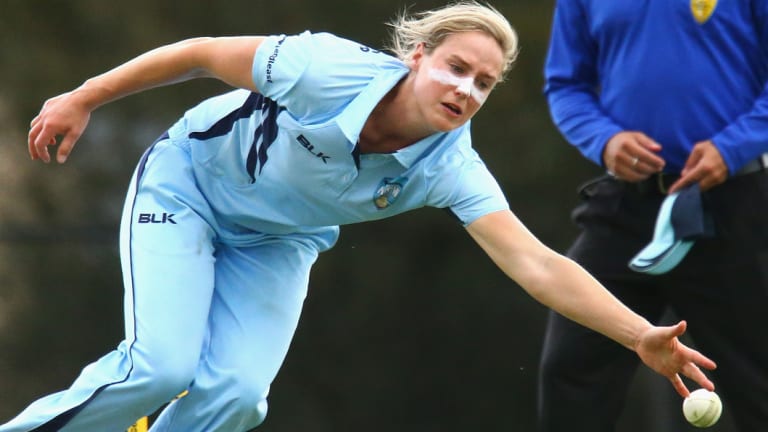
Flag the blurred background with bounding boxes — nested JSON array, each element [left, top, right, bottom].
[[0, 1, 735, 431]]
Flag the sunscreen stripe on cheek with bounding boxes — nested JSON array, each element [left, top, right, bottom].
[[427, 68, 488, 104]]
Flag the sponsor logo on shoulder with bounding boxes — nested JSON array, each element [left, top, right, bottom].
[[359, 45, 381, 54], [266, 35, 287, 84]]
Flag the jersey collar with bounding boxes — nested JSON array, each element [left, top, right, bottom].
[[336, 62, 409, 146]]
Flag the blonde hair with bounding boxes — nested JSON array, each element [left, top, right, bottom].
[[385, 1, 519, 81]]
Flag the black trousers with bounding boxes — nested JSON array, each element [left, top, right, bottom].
[[538, 171, 768, 432]]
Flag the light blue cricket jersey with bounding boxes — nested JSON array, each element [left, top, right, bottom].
[[166, 31, 508, 249]]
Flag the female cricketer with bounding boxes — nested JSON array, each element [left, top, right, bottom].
[[5, 2, 715, 431]]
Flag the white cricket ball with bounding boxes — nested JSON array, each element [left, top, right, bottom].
[[682, 389, 722, 428]]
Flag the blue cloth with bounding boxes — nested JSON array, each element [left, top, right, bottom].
[[540, 3, 768, 431], [544, 0, 768, 174], [629, 184, 712, 274], [669, 184, 714, 241]]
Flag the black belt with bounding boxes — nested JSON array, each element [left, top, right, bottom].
[[633, 152, 768, 195]]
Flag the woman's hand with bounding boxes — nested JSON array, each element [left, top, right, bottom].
[[28, 90, 92, 164], [27, 36, 267, 165], [635, 320, 717, 398]]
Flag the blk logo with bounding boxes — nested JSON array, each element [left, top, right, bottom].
[[138, 213, 177, 224], [296, 135, 330, 163]]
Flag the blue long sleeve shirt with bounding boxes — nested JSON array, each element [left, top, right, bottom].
[[544, 0, 768, 174]]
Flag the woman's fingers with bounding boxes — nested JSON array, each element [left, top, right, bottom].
[[32, 124, 56, 163], [27, 121, 43, 160], [56, 132, 80, 164], [669, 373, 689, 398]]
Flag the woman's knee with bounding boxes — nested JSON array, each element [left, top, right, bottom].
[[228, 380, 270, 427], [202, 372, 271, 426], [129, 350, 198, 403]]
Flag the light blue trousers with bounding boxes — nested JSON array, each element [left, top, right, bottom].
[[0, 141, 320, 431]]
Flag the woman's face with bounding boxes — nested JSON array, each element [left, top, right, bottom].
[[409, 31, 504, 132]]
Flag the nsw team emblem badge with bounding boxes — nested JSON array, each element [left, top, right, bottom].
[[373, 177, 406, 209], [690, 0, 717, 24]]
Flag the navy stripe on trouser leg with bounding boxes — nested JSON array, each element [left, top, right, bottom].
[[62, 138, 218, 431], [0, 142, 158, 432], [0, 134, 217, 432]]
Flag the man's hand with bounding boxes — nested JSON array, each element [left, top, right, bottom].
[[603, 131, 666, 181], [667, 140, 728, 193]]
